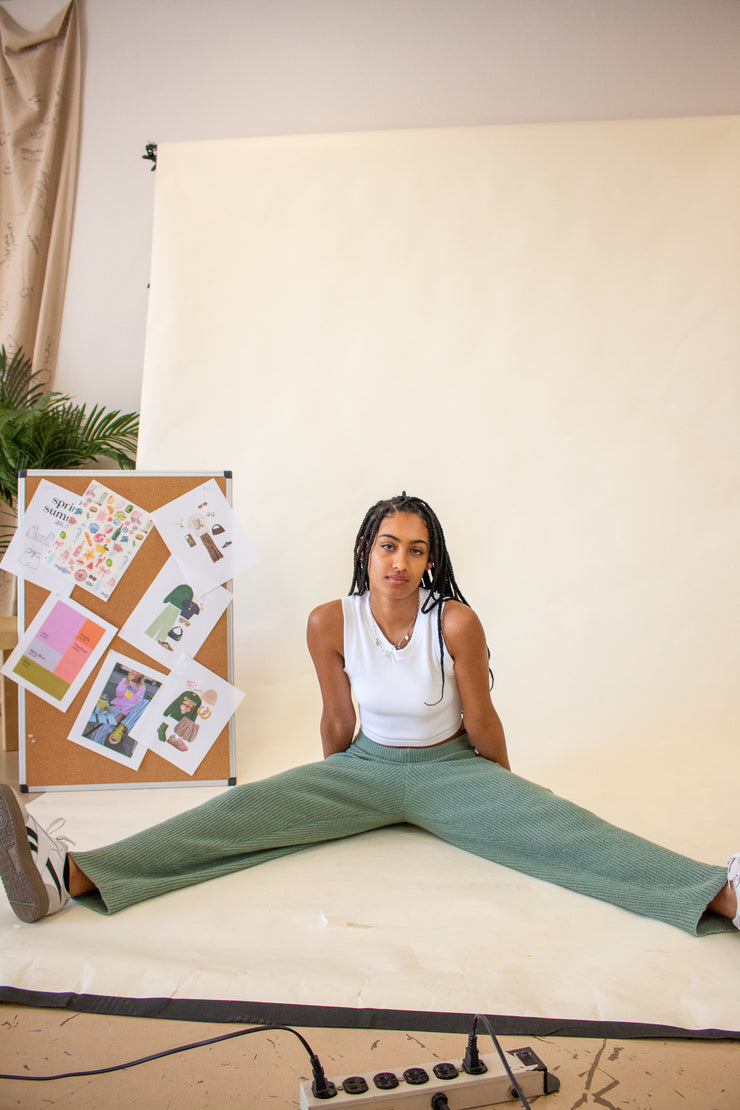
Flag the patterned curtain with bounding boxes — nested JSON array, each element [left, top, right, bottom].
[[0, 0, 81, 381]]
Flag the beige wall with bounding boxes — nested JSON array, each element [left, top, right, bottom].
[[2, 0, 740, 412]]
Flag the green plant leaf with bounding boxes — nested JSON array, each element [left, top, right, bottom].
[[0, 345, 50, 410], [0, 345, 139, 513]]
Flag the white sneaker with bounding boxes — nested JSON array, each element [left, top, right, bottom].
[[728, 853, 740, 931], [0, 783, 72, 922]]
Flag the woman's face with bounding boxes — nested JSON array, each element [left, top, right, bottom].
[[366, 512, 432, 600]]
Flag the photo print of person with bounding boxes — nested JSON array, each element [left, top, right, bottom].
[[118, 558, 232, 670], [68, 652, 169, 772], [130, 656, 244, 776]]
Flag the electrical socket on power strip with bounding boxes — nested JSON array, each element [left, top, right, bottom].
[[299, 1046, 560, 1109]]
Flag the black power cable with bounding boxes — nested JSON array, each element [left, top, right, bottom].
[[0, 1022, 335, 1096], [2, 1011, 538, 1106], [430, 1094, 451, 1109], [465, 1013, 533, 1110]]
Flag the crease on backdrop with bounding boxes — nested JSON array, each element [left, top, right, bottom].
[[2, 116, 738, 1033]]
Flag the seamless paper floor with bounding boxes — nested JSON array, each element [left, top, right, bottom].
[[1, 737, 738, 1035]]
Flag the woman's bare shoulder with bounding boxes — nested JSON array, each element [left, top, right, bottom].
[[306, 599, 345, 648], [441, 600, 485, 651]]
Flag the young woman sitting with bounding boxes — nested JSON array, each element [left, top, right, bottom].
[[1, 494, 737, 936]]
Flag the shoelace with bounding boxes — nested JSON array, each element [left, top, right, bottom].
[[728, 854, 740, 887], [41, 817, 76, 851]]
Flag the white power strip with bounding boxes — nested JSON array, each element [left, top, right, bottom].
[[299, 1046, 560, 1109]]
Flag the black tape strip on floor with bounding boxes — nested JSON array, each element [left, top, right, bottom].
[[1, 986, 738, 1041]]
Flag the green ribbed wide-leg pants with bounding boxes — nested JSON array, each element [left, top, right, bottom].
[[72, 733, 731, 935]]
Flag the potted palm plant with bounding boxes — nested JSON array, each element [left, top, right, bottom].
[[0, 344, 140, 610]]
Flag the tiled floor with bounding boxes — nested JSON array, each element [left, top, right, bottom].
[[0, 749, 737, 1110]]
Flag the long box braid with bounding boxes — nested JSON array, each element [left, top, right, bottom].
[[349, 493, 473, 705]]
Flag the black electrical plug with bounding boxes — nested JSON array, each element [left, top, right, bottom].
[[462, 1029, 487, 1075], [309, 1053, 337, 1099], [431, 1094, 451, 1109]]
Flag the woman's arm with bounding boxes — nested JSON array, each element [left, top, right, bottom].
[[129, 684, 145, 709], [443, 601, 511, 770], [307, 600, 357, 757]]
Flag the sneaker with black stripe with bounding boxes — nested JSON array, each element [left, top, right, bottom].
[[728, 853, 740, 931], [0, 783, 72, 922]]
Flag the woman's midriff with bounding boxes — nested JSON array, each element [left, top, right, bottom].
[[372, 723, 466, 749]]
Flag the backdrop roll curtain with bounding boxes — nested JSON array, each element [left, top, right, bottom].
[[0, 0, 81, 379]]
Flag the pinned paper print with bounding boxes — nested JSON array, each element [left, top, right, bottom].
[[0, 479, 82, 594], [2, 594, 116, 712], [149, 479, 259, 594], [130, 656, 244, 776], [118, 557, 232, 670], [68, 652, 168, 772], [43, 480, 153, 600]]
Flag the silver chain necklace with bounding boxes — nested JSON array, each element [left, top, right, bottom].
[[371, 592, 420, 651]]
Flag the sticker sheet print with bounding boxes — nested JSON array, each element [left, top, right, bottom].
[[118, 557, 232, 670], [149, 479, 259, 595], [130, 656, 244, 776], [68, 652, 169, 772], [44, 480, 153, 600]]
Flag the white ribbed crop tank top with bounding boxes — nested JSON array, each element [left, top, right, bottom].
[[341, 589, 463, 746]]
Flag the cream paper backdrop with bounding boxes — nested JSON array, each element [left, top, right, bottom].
[[138, 116, 739, 801], [2, 116, 738, 1031]]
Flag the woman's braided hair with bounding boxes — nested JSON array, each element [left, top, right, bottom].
[[348, 493, 470, 704]]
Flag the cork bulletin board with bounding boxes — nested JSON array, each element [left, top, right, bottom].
[[15, 471, 236, 791]]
